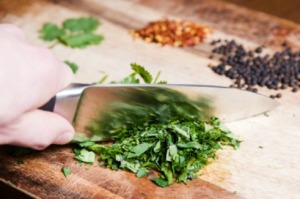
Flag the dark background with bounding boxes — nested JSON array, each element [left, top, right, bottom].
[[223, 0, 300, 24]]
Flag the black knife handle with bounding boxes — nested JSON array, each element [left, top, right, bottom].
[[39, 97, 56, 112]]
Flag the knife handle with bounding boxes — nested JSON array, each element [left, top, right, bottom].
[[38, 83, 90, 122], [39, 97, 56, 112]]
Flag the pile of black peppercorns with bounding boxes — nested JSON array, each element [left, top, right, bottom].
[[209, 40, 300, 98]]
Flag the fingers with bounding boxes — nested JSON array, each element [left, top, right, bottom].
[[0, 110, 74, 150]]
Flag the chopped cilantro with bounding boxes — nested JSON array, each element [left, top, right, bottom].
[[61, 166, 71, 178], [64, 60, 79, 74], [263, 112, 269, 117], [6, 180, 14, 186], [74, 149, 95, 164], [258, 146, 263, 149], [136, 168, 148, 178], [71, 64, 240, 188]]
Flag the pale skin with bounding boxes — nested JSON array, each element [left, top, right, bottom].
[[0, 24, 74, 150]]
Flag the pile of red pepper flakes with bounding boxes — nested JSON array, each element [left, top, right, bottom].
[[131, 18, 210, 47]]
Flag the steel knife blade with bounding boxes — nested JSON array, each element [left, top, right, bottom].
[[47, 83, 279, 133]]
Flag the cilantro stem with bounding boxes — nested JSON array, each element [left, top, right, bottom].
[[98, 75, 108, 84], [153, 71, 162, 84], [48, 41, 59, 49]]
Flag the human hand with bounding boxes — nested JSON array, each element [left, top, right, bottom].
[[0, 24, 74, 150]]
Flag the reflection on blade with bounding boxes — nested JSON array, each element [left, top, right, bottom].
[[87, 87, 214, 139], [73, 84, 280, 135]]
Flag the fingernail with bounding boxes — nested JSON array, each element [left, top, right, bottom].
[[54, 131, 74, 144]]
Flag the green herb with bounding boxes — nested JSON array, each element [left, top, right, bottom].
[[131, 63, 153, 83], [74, 148, 95, 164], [39, 23, 65, 41], [258, 146, 263, 149], [60, 33, 104, 48], [263, 112, 269, 117], [72, 64, 240, 187], [39, 17, 104, 48], [6, 180, 14, 186], [136, 168, 148, 178], [101, 63, 165, 84], [61, 166, 71, 178], [64, 60, 79, 74]]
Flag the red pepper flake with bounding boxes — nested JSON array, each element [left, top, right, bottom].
[[131, 19, 211, 47]]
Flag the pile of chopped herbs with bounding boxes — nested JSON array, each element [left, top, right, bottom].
[[39, 16, 104, 48], [73, 64, 241, 187]]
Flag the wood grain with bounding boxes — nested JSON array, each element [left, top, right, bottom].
[[0, 0, 299, 198]]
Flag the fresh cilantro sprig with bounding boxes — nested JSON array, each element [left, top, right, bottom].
[[99, 63, 166, 84], [39, 17, 104, 48]]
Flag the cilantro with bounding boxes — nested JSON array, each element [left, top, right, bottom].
[[136, 168, 148, 178], [61, 166, 71, 178], [74, 149, 95, 164], [39, 23, 65, 41], [98, 75, 108, 84], [131, 63, 152, 83], [151, 178, 168, 188], [64, 60, 79, 74], [263, 112, 269, 117], [39, 16, 104, 48], [71, 64, 240, 188], [258, 146, 263, 149], [6, 180, 14, 186], [101, 63, 165, 84], [63, 17, 100, 33], [60, 33, 104, 48]]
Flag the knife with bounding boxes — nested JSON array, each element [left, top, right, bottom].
[[41, 83, 279, 134]]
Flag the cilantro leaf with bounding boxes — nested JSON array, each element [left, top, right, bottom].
[[61, 166, 71, 178], [60, 33, 104, 48], [115, 74, 140, 84], [136, 168, 148, 178], [128, 143, 153, 158], [75, 149, 95, 164], [64, 60, 79, 73], [71, 64, 239, 188], [131, 63, 152, 83], [39, 23, 65, 41], [63, 17, 100, 33], [39, 16, 103, 48], [151, 178, 168, 188]]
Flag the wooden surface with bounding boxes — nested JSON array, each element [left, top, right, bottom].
[[223, 0, 300, 24], [0, 0, 300, 198]]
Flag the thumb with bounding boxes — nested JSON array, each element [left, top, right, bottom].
[[0, 110, 74, 150]]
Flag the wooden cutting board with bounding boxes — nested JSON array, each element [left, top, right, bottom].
[[0, 0, 300, 198]]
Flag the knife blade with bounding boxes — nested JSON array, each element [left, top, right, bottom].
[[45, 83, 279, 134]]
